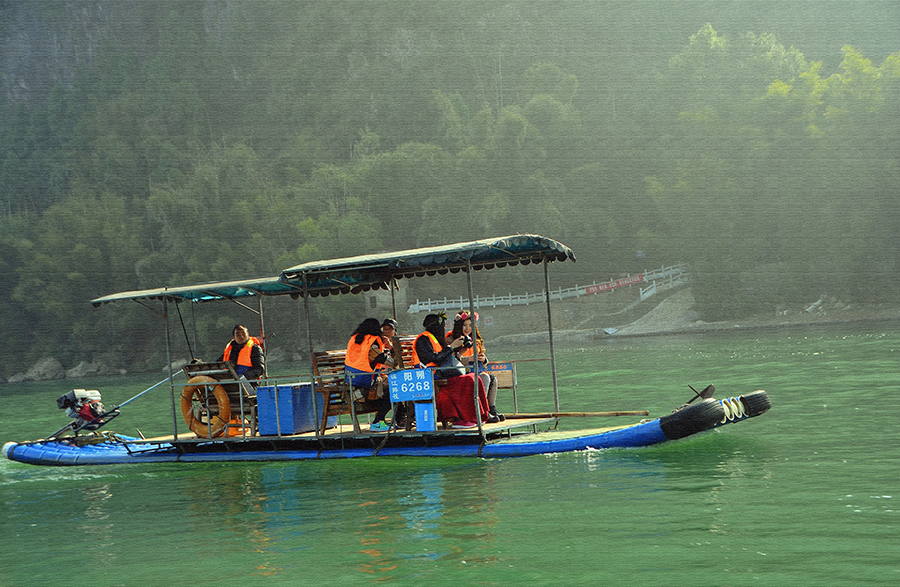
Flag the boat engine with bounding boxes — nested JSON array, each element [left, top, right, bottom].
[[57, 389, 105, 428]]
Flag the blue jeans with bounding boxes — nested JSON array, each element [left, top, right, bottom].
[[345, 366, 375, 389]]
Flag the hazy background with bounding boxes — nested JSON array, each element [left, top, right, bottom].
[[1, 0, 897, 377]]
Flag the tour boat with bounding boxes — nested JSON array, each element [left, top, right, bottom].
[[3, 235, 770, 466]]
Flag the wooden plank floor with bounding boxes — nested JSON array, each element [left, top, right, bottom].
[[138, 416, 559, 444]]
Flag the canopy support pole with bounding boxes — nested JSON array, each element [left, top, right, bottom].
[[163, 297, 179, 440], [466, 261, 484, 436], [258, 296, 268, 378], [390, 278, 397, 319], [543, 258, 560, 412], [302, 274, 320, 439]]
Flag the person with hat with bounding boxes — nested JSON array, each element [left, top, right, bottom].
[[380, 318, 399, 355], [413, 313, 489, 429], [380, 317, 406, 427]]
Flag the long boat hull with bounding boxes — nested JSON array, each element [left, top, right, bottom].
[[3, 394, 769, 466]]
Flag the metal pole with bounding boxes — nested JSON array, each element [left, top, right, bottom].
[[257, 295, 267, 379], [163, 297, 179, 440], [466, 261, 483, 434], [390, 278, 397, 320], [543, 258, 560, 412], [302, 273, 319, 439]]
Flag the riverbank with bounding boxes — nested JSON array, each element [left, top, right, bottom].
[[489, 287, 900, 346]]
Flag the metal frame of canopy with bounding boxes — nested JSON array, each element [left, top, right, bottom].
[[90, 234, 576, 440], [91, 276, 298, 440]]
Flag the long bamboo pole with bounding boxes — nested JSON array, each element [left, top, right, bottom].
[[504, 411, 649, 418]]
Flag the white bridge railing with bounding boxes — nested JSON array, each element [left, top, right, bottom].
[[407, 263, 689, 314]]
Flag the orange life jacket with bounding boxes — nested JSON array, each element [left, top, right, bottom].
[[223, 338, 257, 368], [345, 334, 385, 372], [412, 332, 443, 367]]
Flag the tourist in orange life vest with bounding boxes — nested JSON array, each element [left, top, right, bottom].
[[345, 318, 396, 432], [414, 313, 489, 429], [380, 317, 408, 427], [380, 317, 399, 361], [219, 324, 265, 381], [447, 311, 503, 423]]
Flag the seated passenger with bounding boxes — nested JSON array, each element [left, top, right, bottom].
[[413, 313, 489, 429], [447, 311, 503, 423], [219, 324, 265, 381], [380, 317, 407, 426], [345, 318, 395, 432], [380, 318, 399, 361]]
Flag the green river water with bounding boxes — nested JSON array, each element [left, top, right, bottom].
[[1, 322, 898, 586]]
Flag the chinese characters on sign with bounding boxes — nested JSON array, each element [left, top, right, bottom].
[[388, 369, 435, 402]]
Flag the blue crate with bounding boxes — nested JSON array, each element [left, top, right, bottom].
[[257, 383, 335, 435], [414, 402, 436, 432]]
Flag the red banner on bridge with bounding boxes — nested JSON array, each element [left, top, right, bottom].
[[585, 274, 644, 294]]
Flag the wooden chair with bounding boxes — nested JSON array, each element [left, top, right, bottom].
[[311, 350, 382, 434]]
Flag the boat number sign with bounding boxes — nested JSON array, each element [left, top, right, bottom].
[[388, 369, 435, 402]]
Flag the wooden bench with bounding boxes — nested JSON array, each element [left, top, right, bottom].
[[311, 336, 413, 434], [311, 336, 520, 433], [313, 335, 451, 432]]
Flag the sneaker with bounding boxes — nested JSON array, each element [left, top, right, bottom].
[[451, 421, 477, 429], [394, 417, 406, 429], [486, 415, 500, 424], [369, 421, 390, 432]]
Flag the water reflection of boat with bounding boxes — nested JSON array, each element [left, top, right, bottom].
[[3, 235, 769, 466]]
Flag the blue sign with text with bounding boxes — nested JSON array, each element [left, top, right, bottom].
[[388, 369, 435, 402]]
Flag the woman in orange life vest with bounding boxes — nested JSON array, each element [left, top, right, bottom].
[[219, 324, 265, 381], [345, 318, 396, 432], [447, 311, 503, 423], [379, 317, 409, 427], [414, 313, 489, 429]]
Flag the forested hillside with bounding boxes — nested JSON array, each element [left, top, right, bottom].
[[1, 1, 898, 377]]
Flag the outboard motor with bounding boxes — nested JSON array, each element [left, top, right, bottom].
[[57, 389, 105, 430]]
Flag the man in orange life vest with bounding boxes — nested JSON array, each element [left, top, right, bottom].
[[219, 325, 265, 381]]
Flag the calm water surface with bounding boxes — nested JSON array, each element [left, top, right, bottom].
[[2, 323, 898, 586]]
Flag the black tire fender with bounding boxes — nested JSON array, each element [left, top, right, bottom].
[[738, 390, 771, 418], [659, 398, 726, 440]]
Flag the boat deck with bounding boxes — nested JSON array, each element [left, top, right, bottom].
[[135, 416, 560, 447]]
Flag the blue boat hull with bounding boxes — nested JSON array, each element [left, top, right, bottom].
[[3, 393, 769, 466]]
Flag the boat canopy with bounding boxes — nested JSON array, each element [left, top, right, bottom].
[[280, 234, 575, 297], [91, 234, 575, 305], [90, 276, 299, 306]]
